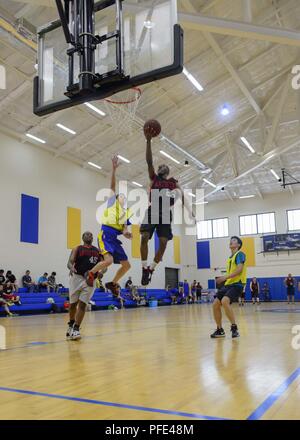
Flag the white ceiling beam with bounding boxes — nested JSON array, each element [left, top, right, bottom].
[[242, 0, 252, 22], [203, 31, 262, 114], [225, 133, 238, 177], [179, 13, 300, 47], [202, 136, 300, 201], [262, 75, 290, 154], [10, 0, 54, 6]]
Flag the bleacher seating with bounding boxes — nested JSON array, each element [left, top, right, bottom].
[[0, 287, 176, 317]]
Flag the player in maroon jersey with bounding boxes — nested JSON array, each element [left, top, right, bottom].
[[66, 231, 101, 340], [140, 131, 194, 286]]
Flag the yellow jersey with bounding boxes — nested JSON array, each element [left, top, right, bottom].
[[101, 195, 132, 232], [225, 250, 247, 286]]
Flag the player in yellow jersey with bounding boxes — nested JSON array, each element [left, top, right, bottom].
[[210, 236, 247, 339], [85, 156, 132, 296]]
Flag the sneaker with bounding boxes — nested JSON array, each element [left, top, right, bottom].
[[66, 322, 74, 340], [210, 328, 225, 338], [141, 267, 150, 286], [148, 268, 155, 283], [70, 326, 81, 340], [105, 282, 119, 297], [85, 271, 94, 287], [231, 324, 240, 338]]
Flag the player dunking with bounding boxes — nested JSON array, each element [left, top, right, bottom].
[[67, 231, 100, 340], [140, 120, 194, 286], [85, 156, 132, 296]]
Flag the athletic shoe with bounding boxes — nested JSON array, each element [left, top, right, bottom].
[[141, 267, 150, 286], [70, 326, 81, 340], [148, 268, 155, 283], [231, 324, 240, 338], [66, 322, 74, 340], [210, 328, 225, 338], [105, 282, 119, 297], [85, 271, 94, 287]]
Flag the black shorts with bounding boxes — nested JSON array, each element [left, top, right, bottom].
[[251, 291, 259, 298], [215, 285, 243, 304], [287, 287, 295, 296], [140, 207, 173, 240]]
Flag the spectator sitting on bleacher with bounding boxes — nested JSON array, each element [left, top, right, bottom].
[[0, 289, 17, 317], [22, 270, 37, 292], [95, 273, 105, 291], [48, 272, 58, 292], [38, 273, 50, 292], [114, 284, 124, 309], [3, 282, 21, 305], [170, 286, 179, 305], [5, 271, 18, 292], [0, 269, 5, 286], [178, 286, 188, 304], [125, 276, 133, 290]]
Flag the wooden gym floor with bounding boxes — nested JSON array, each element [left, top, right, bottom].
[[0, 303, 300, 420]]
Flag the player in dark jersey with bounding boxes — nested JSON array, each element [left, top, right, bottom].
[[66, 231, 101, 340], [140, 131, 194, 285]]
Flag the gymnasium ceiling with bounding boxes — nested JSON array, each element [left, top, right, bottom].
[[1, 0, 300, 203]]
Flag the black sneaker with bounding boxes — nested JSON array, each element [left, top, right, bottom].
[[231, 324, 240, 338], [141, 267, 150, 286], [210, 328, 225, 338], [148, 268, 155, 283], [105, 282, 119, 297]]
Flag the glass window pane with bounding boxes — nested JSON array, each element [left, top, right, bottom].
[[288, 210, 300, 231], [257, 213, 275, 233], [240, 215, 257, 235], [197, 220, 212, 239], [212, 218, 228, 238]]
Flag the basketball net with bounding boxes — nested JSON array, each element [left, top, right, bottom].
[[103, 87, 142, 136]]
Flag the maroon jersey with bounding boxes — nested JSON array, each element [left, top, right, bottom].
[[149, 174, 178, 211], [74, 245, 100, 276]]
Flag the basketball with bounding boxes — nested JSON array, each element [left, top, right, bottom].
[[143, 119, 161, 138]]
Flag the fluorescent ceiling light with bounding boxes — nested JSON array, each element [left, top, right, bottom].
[[183, 67, 203, 92], [84, 102, 106, 116], [240, 136, 255, 154], [144, 20, 155, 29], [221, 105, 230, 116], [159, 150, 180, 164], [188, 193, 196, 198], [88, 161, 102, 170], [56, 123, 76, 135], [132, 181, 143, 187], [270, 169, 280, 180], [239, 195, 255, 199], [117, 154, 130, 164], [195, 200, 208, 205], [26, 133, 46, 144], [203, 178, 217, 188]]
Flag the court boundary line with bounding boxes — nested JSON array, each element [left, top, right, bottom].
[[0, 386, 230, 420], [247, 367, 300, 420]]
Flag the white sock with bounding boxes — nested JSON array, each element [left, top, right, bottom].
[[142, 260, 148, 269], [150, 261, 158, 271]]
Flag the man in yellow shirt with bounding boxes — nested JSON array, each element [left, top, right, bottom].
[[210, 236, 247, 339], [86, 156, 132, 296]]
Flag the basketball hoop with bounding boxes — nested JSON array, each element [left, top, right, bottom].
[[103, 87, 142, 136]]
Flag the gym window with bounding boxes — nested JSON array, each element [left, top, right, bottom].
[[287, 209, 300, 231], [239, 212, 276, 235], [197, 218, 228, 239]]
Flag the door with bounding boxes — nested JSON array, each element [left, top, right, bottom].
[[165, 267, 179, 289]]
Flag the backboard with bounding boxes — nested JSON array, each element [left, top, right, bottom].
[[33, 0, 183, 116]]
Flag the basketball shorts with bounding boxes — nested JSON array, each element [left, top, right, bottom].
[[215, 285, 243, 304], [69, 274, 95, 305], [251, 291, 259, 298], [98, 226, 128, 264], [140, 207, 173, 240], [287, 286, 295, 296]]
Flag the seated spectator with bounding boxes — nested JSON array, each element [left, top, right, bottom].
[[178, 286, 188, 304], [2, 282, 21, 305], [0, 269, 5, 286], [114, 284, 124, 309], [131, 286, 141, 304], [48, 272, 58, 292], [5, 270, 18, 292], [170, 287, 179, 305], [0, 291, 17, 317], [38, 273, 49, 292], [196, 282, 202, 302], [95, 273, 105, 291], [22, 270, 37, 292], [125, 276, 133, 290]]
